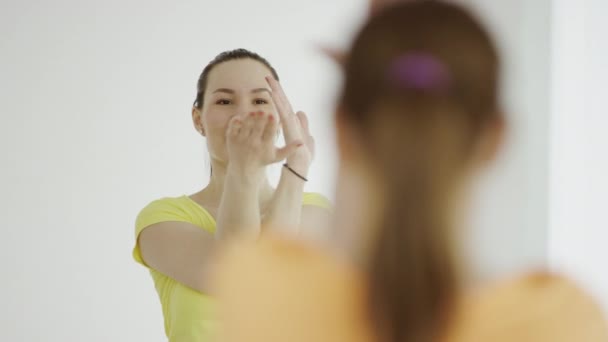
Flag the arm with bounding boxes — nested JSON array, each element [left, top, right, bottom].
[[261, 76, 315, 234], [136, 194, 331, 295], [137, 112, 296, 292], [138, 169, 264, 293], [137, 172, 264, 293], [262, 167, 306, 234], [262, 178, 332, 242], [217, 108, 302, 238], [138, 222, 217, 293], [262, 170, 332, 241], [299, 204, 332, 244], [215, 167, 264, 240]]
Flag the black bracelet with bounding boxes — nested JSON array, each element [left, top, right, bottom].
[[283, 163, 308, 182]]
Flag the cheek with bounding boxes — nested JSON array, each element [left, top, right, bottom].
[[203, 110, 230, 131]]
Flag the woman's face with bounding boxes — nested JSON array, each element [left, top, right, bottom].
[[194, 59, 278, 164]]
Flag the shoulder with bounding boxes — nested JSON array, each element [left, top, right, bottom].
[[135, 196, 197, 231], [447, 272, 608, 342], [136, 196, 188, 217], [137, 195, 190, 212], [212, 236, 373, 342]]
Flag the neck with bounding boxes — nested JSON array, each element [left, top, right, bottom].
[[197, 158, 275, 209]]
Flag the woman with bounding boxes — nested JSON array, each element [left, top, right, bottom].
[[132, 49, 331, 341], [213, 2, 608, 342]]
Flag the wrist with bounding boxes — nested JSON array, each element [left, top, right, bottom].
[[226, 164, 265, 184], [284, 158, 310, 176], [282, 163, 308, 183]]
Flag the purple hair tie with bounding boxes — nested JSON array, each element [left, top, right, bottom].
[[387, 53, 451, 92]]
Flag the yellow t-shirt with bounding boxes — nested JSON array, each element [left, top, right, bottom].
[[132, 193, 332, 342]]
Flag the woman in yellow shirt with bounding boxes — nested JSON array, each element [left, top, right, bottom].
[[212, 2, 608, 342], [132, 49, 331, 341]]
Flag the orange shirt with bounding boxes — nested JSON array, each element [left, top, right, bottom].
[[212, 236, 608, 342]]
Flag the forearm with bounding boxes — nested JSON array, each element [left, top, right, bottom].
[[262, 167, 306, 234], [215, 168, 263, 240]]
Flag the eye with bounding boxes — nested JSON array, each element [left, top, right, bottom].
[[216, 99, 232, 105], [254, 98, 269, 105]]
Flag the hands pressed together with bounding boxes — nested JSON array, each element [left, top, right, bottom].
[[225, 76, 314, 180]]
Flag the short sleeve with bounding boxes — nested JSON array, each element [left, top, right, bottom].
[[302, 192, 333, 211], [132, 197, 194, 267]]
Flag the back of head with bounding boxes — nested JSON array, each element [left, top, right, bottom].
[[338, 1, 500, 341]]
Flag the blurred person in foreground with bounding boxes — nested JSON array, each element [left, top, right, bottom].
[[211, 2, 608, 342]]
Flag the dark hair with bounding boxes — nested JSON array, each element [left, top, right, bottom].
[[193, 48, 280, 109], [339, 2, 500, 341]]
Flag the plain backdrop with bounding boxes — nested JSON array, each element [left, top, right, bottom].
[[548, 0, 608, 310], [0, 0, 606, 341]]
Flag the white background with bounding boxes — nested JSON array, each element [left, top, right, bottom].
[[0, 0, 605, 341], [549, 0, 608, 310]]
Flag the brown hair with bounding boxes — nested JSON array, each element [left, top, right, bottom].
[[339, 2, 500, 341], [193, 48, 280, 109]]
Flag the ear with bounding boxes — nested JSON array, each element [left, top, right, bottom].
[[318, 44, 348, 66], [476, 114, 507, 164], [192, 107, 206, 137]]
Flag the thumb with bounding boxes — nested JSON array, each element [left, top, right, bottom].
[[274, 140, 303, 162], [296, 111, 310, 135]]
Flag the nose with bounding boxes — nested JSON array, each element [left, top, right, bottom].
[[234, 100, 257, 119]]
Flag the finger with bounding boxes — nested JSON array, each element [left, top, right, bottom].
[[241, 112, 257, 139], [308, 135, 316, 161], [262, 113, 279, 143], [250, 111, 267, 140], [274, 140, 304, 162], [274, 80, 294, 113], [266, 77, 302, 142], [227, 116, 243, 139], [265, 76, 284, 108], [265, 76, 294, 118], [296, 111, 310, 135]]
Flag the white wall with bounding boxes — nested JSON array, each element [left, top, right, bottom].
[[549, 0, 608, 310], [459, 0, 553, 278], [2, 0, 596, 341], [0, 0, 365, 341]]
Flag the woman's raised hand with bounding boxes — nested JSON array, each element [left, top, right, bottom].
[[266, 76, 315, 177], [226, 111, 303, 174]]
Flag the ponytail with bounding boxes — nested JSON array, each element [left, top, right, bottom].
[[364, 103, 467, 342], [338, 3, 501, 340]]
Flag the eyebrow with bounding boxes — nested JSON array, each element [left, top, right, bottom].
[[212, 88, 271, 95]]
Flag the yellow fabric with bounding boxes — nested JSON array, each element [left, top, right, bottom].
[[302, 192, 333, 211], [212, 237, 608, 342], [132, 192, 331, 342]]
